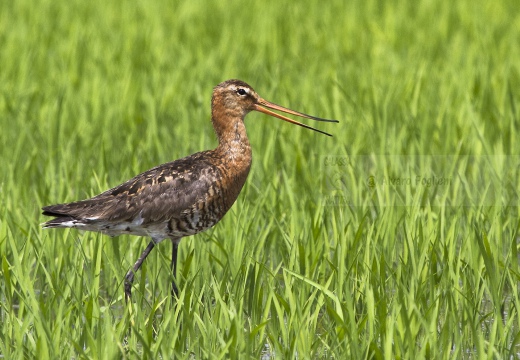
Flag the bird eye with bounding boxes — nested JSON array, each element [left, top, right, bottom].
[[237, 88, 247, 96]]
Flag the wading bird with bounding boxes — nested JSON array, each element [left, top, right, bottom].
[[42, 79, 338, 301]]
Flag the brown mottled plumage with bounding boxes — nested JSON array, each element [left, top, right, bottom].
[[42, 79, 338, 301]]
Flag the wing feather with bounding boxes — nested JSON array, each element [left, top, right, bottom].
[[42, 151, 221, 226]]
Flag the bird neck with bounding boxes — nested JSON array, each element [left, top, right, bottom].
[[213, 118, 252, 161], [210, 109, 252, 208], [212, 116, 252, 201], [211, 104, 252, 158]]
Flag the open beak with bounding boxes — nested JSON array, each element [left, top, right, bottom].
[[254, 98, 339, 137]]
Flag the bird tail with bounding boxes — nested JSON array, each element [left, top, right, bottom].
[[41, 206, 81, 229], [41, 214, 79, 229]]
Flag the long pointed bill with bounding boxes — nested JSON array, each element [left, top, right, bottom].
[[255, 98, 339, 137]]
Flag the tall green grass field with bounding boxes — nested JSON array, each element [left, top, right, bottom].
[[1, 0, 519, 358]]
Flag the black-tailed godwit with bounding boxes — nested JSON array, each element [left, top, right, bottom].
[[42, 79, 338, 301]]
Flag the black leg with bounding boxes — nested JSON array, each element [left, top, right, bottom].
[[125, 241, 155, 302], [171, 239, 179, 298]]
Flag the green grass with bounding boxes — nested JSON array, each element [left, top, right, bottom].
[[1, 0, 520, 358]]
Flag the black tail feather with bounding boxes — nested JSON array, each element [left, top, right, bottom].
[[41, 216, 77, 228], [41, 205, 78, 228]]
